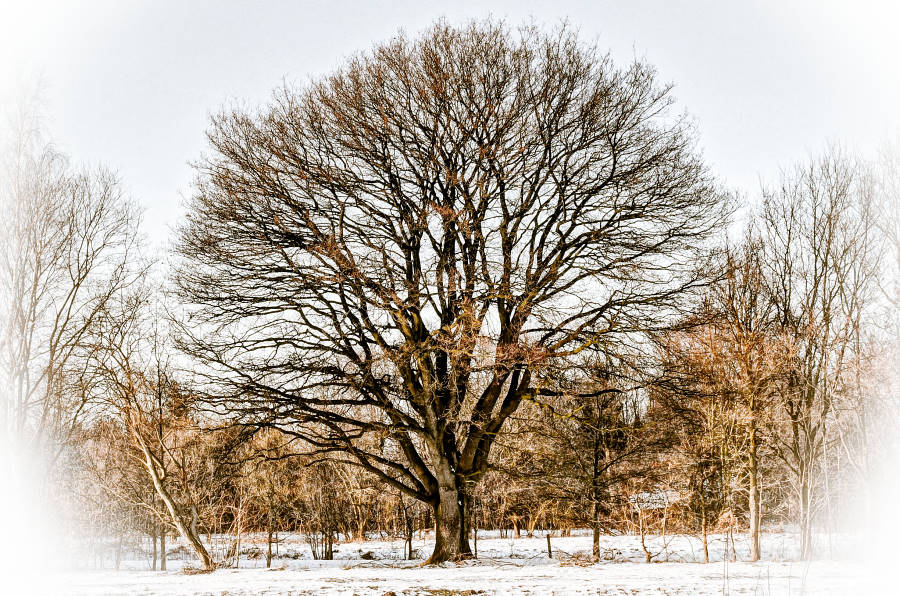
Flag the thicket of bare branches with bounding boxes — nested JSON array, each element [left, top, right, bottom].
[[1, 100, 141, 464]]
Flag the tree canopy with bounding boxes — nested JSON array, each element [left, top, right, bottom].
[[176, 20, 729, 562]]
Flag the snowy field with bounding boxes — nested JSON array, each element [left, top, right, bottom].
[[23, 531, 884, 595]]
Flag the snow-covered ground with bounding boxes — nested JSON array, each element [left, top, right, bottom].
[[22, 531, 885, 595]]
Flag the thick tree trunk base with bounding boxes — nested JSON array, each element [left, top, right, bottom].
[[422, 549, 474, 566], [423, 485, 473, 565]]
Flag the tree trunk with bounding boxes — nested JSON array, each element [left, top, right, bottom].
[[191, 506, 199, 540], [115, 533, 123, 570], [591, 419, 605, 562], [266, 507, 273, 568], [701, 499, 709, 563], [748, 424, 761, 562], [424, 483, 472, 564], [403, 501, 415, 560], [160, 528, 167, 571], [324, 530, 334, 560], [151, 525, 158, 571], [638, 508, 651, 563], [135, 432, 215, 570], [799, 473, 811, 560]]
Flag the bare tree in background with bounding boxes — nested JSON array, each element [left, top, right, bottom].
[[831, 142, 899, 551], [0, 94, 141, 466], [496, 353, 658, 562], [654, 319, 740, 563], [86, 288, 215, 570], [175, 20, 728, 563], [699, 236, 786, 561], [874, 140, 900, 311], [761, 148, 877, 559]]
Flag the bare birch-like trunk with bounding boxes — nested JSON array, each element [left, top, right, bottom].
[[749, 422, 761, 561]]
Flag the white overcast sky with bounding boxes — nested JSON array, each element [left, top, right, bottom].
[[2, 0, 899, 247]]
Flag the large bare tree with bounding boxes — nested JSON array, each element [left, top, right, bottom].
[[176, 21, 728, 562]]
